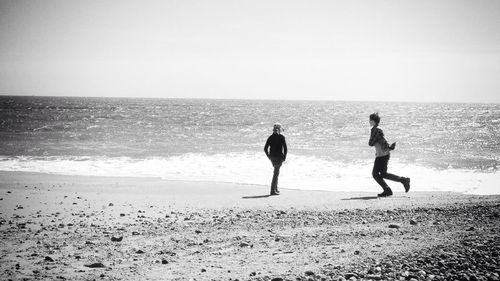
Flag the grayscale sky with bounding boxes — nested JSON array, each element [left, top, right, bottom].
[[1, 0, 499, 103]]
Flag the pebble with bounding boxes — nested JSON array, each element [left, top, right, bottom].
[[84, 262, 106, 268], [410, 219, 418, 225], [344, 273, 358, 279], [111, 236, 123, 242], [365, 274, 381, 280], [388, 224, 401, 229], [304, 270, 315, 276]]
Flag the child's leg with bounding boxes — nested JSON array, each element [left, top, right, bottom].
[[372, 157, 390, 190], [380, 155, 403, 182]]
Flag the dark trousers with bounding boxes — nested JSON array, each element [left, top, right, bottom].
[[270, 156, 283, 193], [372, 155, 402, 190]]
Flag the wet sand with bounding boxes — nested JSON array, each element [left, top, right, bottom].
[[1, 171, 499, 280]]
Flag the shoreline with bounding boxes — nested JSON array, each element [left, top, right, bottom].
[[1, 159, 498, 196], [1, 171, 498, 211], [2, 169, 499, 194], [1, 171, 499, 280]]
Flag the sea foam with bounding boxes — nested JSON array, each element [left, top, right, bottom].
[[1, 153, 497, 195]]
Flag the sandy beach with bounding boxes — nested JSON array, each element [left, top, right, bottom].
[[1, 171, 499, 281]]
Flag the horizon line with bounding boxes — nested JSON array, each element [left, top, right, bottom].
[[0, 93, 498, 106]]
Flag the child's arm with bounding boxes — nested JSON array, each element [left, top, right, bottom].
[[389, 142, 396, 150]]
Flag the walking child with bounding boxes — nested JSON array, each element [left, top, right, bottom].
[[368, 113, 410, 197]]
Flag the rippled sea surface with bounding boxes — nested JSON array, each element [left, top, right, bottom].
[[1, 96, 498, 193]]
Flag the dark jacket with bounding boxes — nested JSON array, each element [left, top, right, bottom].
[[264, 133, 287, 160], [369, 126, 391, 157]]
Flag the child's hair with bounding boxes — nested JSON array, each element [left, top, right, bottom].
[[369, 112, 380, 124]]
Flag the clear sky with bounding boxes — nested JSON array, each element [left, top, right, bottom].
[[1, 0, 499, 103]]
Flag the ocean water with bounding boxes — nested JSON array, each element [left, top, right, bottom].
[[0, 96, 499, 194]]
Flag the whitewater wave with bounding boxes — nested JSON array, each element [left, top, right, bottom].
[[0, 153, 498, 195]]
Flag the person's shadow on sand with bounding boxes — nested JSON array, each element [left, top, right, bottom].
[[242, 195, 271, 199], [341, 196, 378, 201]]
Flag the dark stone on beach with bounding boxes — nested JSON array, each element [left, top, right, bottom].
[[389, 224, 401, 229], [467, 226, 475, 231], [354, 250, 360, 255], [410, 219, 418, 225], [239, 242, 250, 247], [136, 250, 145, 254], [161, 259, 168, 264], [271, 278, 284, 281], [84, 262, 106, 268], [44, 256, 54, 262], [132, 231, 140, 235], [119, 213, 126, 217], [195, 230, 202, 234], [108, 203, 114, 207], [111, 236, 123, 242], [158, 250, 176, 256], [305, 270, 315, 276], [201, 268, 206, 272], [345, 273, 358, 279], [366, 274, 382, 280], [250, 272, 256, 276]]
